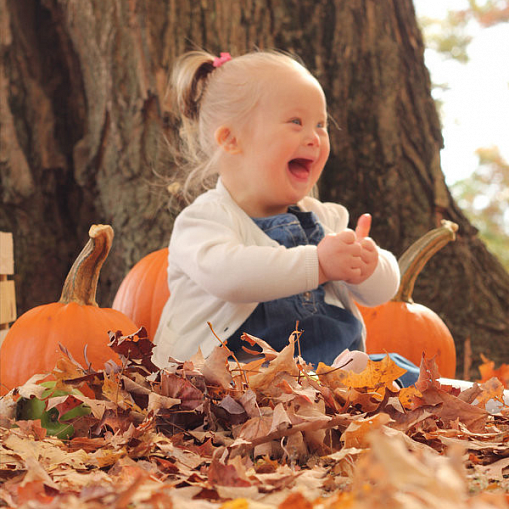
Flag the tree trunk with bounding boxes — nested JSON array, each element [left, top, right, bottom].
[[1, 0, 507, 376]]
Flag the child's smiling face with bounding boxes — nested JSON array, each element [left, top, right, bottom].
[[218, 66, 330, 217]]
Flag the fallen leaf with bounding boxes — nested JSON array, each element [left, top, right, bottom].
[[478, 355, 509, 388], [208, 458, 251, 487], [108, 328, 159, 373], [201, 345, 234, 390], [341, 414, 392, 449]]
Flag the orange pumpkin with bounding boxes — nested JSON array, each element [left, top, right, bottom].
[[358, 220, 458, 379], [0, 225, 139, 395], [112, 248, 169, 340]]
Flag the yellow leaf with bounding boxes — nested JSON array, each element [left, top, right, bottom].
[[220, 499, 249, 509], [317, 355, 406, 395], [341, 413, 392, 449]]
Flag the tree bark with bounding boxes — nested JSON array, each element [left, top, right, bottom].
[[1, 0, 507, 375]]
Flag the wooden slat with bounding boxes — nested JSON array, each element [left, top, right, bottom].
[[0, 328, 8, 348], [0, 232, 16, 348], [0, 279, 17, 325], [0, 232, 14, 275]]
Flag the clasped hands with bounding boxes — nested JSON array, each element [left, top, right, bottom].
[[317, 213, 378, 285]]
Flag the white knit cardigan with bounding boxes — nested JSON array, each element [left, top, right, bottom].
[[152, 179, 400, 367]]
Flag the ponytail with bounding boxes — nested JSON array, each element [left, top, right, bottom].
[[171, 51, 216, 122], [166, 50, 222, 206]]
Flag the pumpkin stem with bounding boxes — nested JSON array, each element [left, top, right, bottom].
[[59, 224, 114, 306], [395, 220, 459, 303]]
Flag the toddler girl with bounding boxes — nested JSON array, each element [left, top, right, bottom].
[[153, 49, 417, 385]]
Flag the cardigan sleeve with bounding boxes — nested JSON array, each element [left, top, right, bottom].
[[169, 201, 320, 303]]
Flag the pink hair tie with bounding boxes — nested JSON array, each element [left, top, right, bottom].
[[213, 52, 232, 68]]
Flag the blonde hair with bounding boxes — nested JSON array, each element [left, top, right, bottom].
[[167, 49, 314, 205]]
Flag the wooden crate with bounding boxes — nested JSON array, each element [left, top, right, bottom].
[[0, 232, 16, 346]]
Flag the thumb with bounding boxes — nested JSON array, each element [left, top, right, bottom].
[[355, 213, 372, 238]]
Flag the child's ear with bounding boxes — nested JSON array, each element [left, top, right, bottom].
[[215, 126, 241, 154]]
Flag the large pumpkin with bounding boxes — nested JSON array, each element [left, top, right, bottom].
[[358, 220, 458, 379], [112, 248, 169, 340], [0, 225, 139, 395]]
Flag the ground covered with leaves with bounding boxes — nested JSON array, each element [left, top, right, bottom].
[[1, 329, 508, 508]]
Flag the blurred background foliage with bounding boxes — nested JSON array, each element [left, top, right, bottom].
[[417, 0, 509, 271], [452, 147, 509, 270]]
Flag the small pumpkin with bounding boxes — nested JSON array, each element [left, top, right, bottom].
[[0, 225, 139, 395], [358, 220, 458, 379], [112, 247, 169, 340]]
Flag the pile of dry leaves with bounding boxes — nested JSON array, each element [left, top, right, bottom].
[[0, 328, 508, 508]]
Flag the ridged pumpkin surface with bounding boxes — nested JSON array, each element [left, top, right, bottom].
[[0, 303, 137, 394], [360, 301, 457, 378], [0, 225, 139, 395], [112, 248, 169, 340], [359, 220, 459, 379]]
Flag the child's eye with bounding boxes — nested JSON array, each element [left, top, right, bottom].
[[290, 118, 302, 126], [317, 120, 327, 129]]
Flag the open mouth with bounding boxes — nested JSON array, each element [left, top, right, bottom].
[[288, 158, 313, 180]]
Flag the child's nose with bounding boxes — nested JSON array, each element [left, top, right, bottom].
[[305, 129, 320, 147]]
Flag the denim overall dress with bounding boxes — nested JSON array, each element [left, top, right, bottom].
[[227, 206, 420, 387]]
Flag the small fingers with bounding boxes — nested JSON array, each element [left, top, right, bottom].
[[343, 267, 362, 283], [355, 213, 372, 239], [359, 239, 378, 262], [336, 229, 357, 244], [359, 237, 377, 251]]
